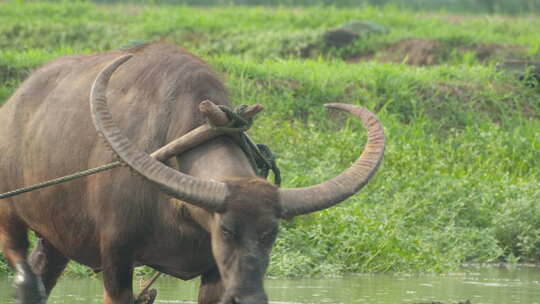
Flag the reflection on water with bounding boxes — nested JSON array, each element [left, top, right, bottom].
[[1, 266, 540, 303]]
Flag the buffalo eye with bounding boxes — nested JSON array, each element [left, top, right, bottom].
[[260, 227, 278, 243], [220, 225, 236, 240]]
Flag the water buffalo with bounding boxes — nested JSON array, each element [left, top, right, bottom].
[[0, 42, 385, 304]]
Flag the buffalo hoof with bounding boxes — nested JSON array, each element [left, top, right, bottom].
[[13, 261, 47, 304], [135, 288, 157, 304]]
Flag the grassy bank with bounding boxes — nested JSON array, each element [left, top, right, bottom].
[[0, 2, 539, 277], [88, 0, 540, 15]]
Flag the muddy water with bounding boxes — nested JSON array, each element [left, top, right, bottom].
[[1, 266, 540, 303]]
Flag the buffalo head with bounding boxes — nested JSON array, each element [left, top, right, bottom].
[[90, 55, 384, 304]]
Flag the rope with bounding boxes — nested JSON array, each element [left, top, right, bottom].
[[0, 161, 123, 200], [256, 143, 281, 186]]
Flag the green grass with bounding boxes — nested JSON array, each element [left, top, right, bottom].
[[222, 58, 540, 275], [88, 0, 540, 15], [0, 1, 539, 277]]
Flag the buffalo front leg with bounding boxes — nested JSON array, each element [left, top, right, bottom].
[[101, 243, 135, 304], [0, 217, 46, 304], [28, 237, 69, 296], [198, 268, 225, 304]]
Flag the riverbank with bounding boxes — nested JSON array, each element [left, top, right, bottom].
[[0, 2, 539, 277]]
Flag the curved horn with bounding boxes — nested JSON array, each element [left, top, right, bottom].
[[279, 103, 385, 218], [90, 55, 228, 212]]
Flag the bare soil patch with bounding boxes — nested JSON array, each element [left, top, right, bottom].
[[466, 43, 526, 62], [347, 38, 528, 67], [381, 38, 444, 66]]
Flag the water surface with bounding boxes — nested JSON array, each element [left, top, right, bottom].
[[1, 266, 540, 303]]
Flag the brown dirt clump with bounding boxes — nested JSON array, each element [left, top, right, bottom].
[[382, 38, 444, 66], [467, 43, 525, 62], [346, 38, 527, 66]]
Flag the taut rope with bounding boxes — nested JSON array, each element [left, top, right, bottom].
[[0, 162, 122, 199]]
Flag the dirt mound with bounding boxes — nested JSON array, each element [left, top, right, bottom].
[[383, 38, 444, 66], [374, 39, 525, 66], [467, 43, 526, 62], [346, 37, 529, 67]]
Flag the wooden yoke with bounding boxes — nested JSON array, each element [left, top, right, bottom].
[[150, 100, 264, 162]]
